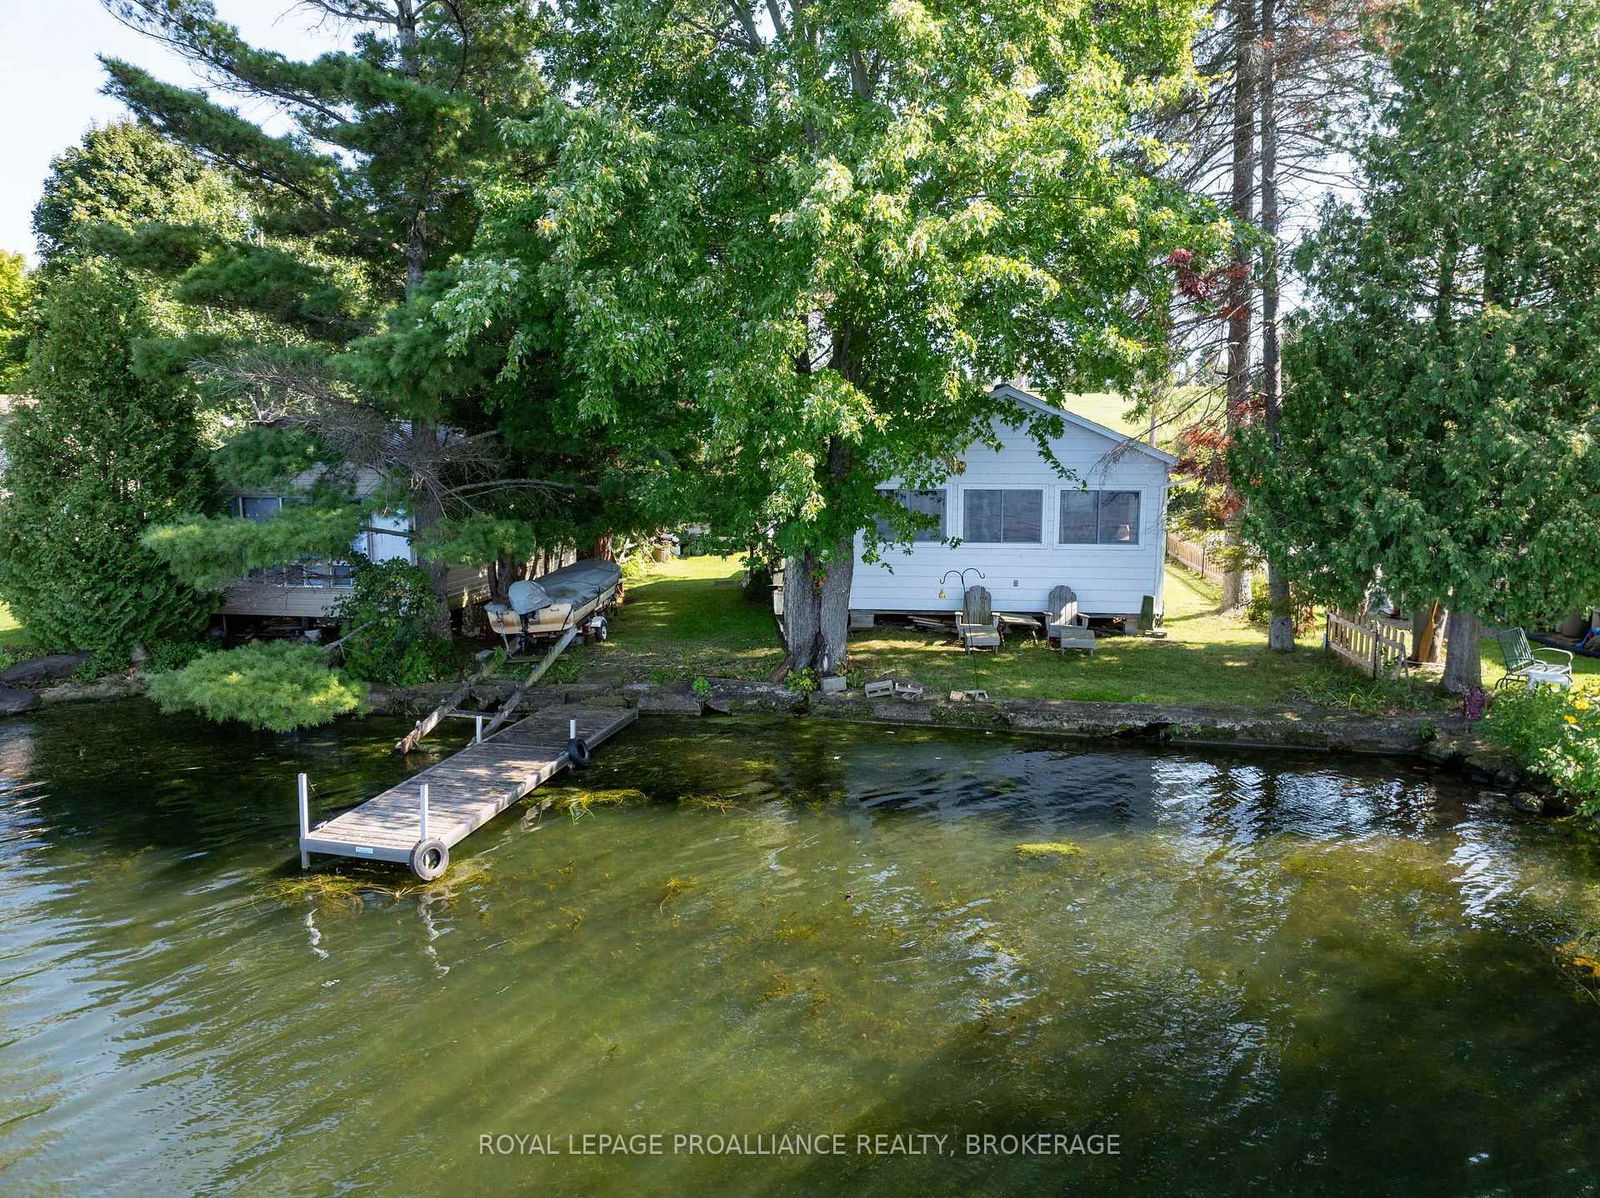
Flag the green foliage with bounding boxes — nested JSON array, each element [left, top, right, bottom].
[[436, 0, 1228, 665], [146, 640, 367, 732], [691, 675, 711, 698], [0, 250, 30, 390], [1291, 667, 1425, 716], [96, 5, 556, 597], [1484, 689, 1600, 819], [418, 516, 539, 569], [331, 559, 453, 686], [1246, 583, 1315, 636], [1235, 0, 1600, 648], [0, 263, 215, 657], [31, 121, 247, 266], [787, 670, 821, 695], [143, 638, 210, 673], [210, 426, 332, 490], [102, 2, 544, 303], [143, 501, 364, 589]]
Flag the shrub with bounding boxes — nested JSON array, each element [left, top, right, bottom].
[[1484, 688, 1600, 818], [1245, 583, 1316, 635], [143, 638, 210, 673], [0, 263, 215, 658], [331, 558, 453, 686], [147, 640, 367, 731]]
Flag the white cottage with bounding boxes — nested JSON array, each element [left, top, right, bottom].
[[850, 383, 1174, 625]]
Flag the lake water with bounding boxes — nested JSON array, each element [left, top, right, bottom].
[[3, 703, 1599, 1195]]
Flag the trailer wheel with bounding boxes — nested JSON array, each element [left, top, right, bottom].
[[567, 737, 591, 769], [409, 838, 449, 881]]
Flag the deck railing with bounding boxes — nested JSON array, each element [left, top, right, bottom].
[[1325, 610, 1411, 679]]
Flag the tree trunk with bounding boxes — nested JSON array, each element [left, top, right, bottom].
[[408, 417, 452, 634], [1258, 0, 1293, 651], [1220, 0, 1258, 614], [780, 540, 854, 673], [1442, 608, 1482, 694], [589, 533, 615, 561], [1411, 601, 1445, 664]]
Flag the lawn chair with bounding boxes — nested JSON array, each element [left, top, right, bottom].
[[1045, 584, 1095, 656], [1492, 627, 1574, 691], [959, 585, 1000, 652]]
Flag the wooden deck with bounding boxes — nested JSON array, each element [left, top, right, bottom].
[[299, 706, 637, 872]]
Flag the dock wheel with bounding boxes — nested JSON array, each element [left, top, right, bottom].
[[409, 838, 449, 881]]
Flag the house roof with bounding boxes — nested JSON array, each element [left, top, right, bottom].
[[990, 382, 1178, 467]]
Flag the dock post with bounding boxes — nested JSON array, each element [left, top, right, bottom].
[[475, 715, 483, 745], [297, 773, 310, 870], [419, 782, 430, 842], [569, 718, 577, 741]]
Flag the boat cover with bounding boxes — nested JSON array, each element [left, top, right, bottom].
[[536, 559, 621, 605]]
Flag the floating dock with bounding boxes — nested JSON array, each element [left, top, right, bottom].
[[297, 706, 637, 878]]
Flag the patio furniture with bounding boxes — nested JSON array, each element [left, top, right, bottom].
[[997, 613, 1042, 639], [1045, 584, 1094, 654], [960, 585, 1000, 652], [1493, 627, 1574, 691], [958, 622, 1001, 652]]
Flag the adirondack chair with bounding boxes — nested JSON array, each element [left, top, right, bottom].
[[1045, 584, 1095, 654], [958, 585, 1000, 652], [1493, 627, 1574, 691]]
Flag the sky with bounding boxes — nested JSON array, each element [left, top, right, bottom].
[[0, 0, 339, 264]]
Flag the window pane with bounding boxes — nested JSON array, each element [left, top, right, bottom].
[[963, 489, 1002, 542], [1002, 490, 1042, 543], [905, 490, 945, 543], [1059, 491, 1096, 544], [240, 496, 281, 522], [876, 489, 947, 543], [331, 559, 356, 588], [1097, 492, 1140, 544], [367, 509, 412, 562]]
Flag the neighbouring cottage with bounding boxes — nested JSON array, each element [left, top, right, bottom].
[[219, 463, 496, 622], [850, 383, 1175, 625]]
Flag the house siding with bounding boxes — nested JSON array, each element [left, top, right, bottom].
[[219, 466, 492, 618], [849, 396, 1172, 619]]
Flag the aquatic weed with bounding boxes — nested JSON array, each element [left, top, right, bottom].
[[1015, 842, 1085, 861], [657, 875, 696, 910]]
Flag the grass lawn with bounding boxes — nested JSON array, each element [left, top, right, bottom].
[[560, 554, 786, 683], [0, 603, 43, 658], [566, 553, 1600, 710], [849, 564, 1337, 708]]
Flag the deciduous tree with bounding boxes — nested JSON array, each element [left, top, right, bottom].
[[438, 0, 1227, 672]]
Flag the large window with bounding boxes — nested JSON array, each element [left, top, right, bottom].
[[231, 493, 362, 588], [962, 488, 1044, 544], [874, 489, 947, 544], [236, 495, 282, 522], [1059, 490, 1141, 545]]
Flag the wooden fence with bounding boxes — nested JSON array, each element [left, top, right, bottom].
[[1324, 610, 1411, 679], [1166, 534, 1227, 583]]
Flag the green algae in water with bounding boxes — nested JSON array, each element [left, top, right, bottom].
[[5, 705, 1600, 1195], [1014, 841, 1086, 860]]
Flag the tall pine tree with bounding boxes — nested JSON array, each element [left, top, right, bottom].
[[99, 1, 545, 618]]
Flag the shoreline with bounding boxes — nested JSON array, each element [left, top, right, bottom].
[[16, 671, 1553, 813]]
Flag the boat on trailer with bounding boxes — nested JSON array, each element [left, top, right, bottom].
[[485, 558, 622, 655]]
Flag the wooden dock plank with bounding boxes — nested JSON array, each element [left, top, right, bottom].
[[301, 706, 637, 871]]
